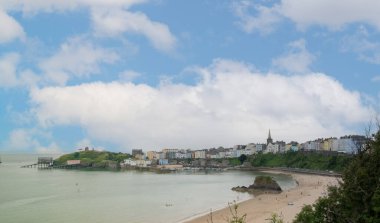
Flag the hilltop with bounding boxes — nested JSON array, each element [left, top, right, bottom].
[[54, 150, 131, 169]]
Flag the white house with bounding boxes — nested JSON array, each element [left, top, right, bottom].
[[255, 144, 266, 152], [265, 143, 279, 153], [194, 150, 206, 159], [67, 160, 80, 165], [245, 143, 256, 154], [218, 150, 226, 158], [225, 149, 234, 158], [123, 159, 151, 167]]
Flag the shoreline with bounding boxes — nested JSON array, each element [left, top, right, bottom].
[[183, 170, 339, 223], [178, 195, 253, 223]]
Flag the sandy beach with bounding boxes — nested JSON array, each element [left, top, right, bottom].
[[184, 171, 339, 223]]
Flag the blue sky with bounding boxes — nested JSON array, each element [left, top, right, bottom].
[[0, 0, 379, 153]]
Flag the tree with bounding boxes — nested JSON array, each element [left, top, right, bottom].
[[238, 154, 248, 164], [294, 128, 380, 223]]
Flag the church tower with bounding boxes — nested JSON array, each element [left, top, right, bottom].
[[267, 129, 273, 145]]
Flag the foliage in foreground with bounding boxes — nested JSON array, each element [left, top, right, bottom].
[[251, 150, 352, 172], [268, 213, 284, 223], [225, 202, 247, 223], [293, 130, 380, 222], [207, 202, 284, 223], [207, 201, 247, 223]]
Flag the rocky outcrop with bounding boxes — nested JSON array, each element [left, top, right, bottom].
[[231, 186, 250, 193], [251, 176, 282, 191], [232, 175, 282, 193]]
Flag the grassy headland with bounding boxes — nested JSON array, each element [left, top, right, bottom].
[[54, 150, 131, 168]]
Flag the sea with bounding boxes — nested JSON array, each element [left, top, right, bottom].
[[0, 154, 296, 223]]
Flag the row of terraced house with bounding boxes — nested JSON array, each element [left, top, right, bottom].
[[130, 130, 367, 162]]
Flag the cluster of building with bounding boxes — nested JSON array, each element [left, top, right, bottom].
[[122, 130, 367, 167]]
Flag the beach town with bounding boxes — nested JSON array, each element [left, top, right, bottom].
[[1, 1, 380, 222], [42, 130, 356, 222], [114, 130, 366, 170]]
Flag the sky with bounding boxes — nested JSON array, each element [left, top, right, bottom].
[[0, 0, 379, 154]]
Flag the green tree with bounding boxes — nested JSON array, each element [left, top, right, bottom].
[[238, 154, 247, 164], [294, 129, 380, 223]]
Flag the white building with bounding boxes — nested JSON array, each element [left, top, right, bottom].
[[123, 159, 151, 167], [218, 150, 226, 158], [245, 143, 256, 154], [175, 150, 192, 159], [235, 149, 245, 157], [194, 150, 206, 159], [264, 129, 279, 153], [146, 151, 157, 160], [225, 149, 234, 158], [265, 143, 279, 153], [302, 139, 321, 151], [156, 152, 166, 159]]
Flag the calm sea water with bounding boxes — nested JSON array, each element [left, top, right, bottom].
[[0, 154, 296, 223]]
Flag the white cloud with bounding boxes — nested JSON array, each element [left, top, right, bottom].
[[0, 38, 118, 89], [30, 59, 372, 151], [341, 26, 380, 64], [5, 128, 40, 150], [0, 53, 20, 88], [233, 0, 380, 33], [372, 76, 380, 82], [39, 37, 119, 85], [0, 9, 24, 43], [19, 69, 41, 88], [4, 128, 62, 154], [36, 142, 62, 155], [91, 8, 177, 52], [0, 0, 146, 14], [232, 1, 282, 34], [361, 54, 380, 65], [280, 0, 380, 31], [0, 0, 176, 52], [119, 70, 141, 82], [341, 26, 377, 52], [0, 54, 44, 89], [272, 39, 315, 73]]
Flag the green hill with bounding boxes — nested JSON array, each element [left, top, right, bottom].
[[54, 150, 131, 168]]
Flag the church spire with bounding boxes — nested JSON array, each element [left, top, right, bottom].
[[267, 129, 273, 145]]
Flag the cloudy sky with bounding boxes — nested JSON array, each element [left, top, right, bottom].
[[0, 0, 379, 153]]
